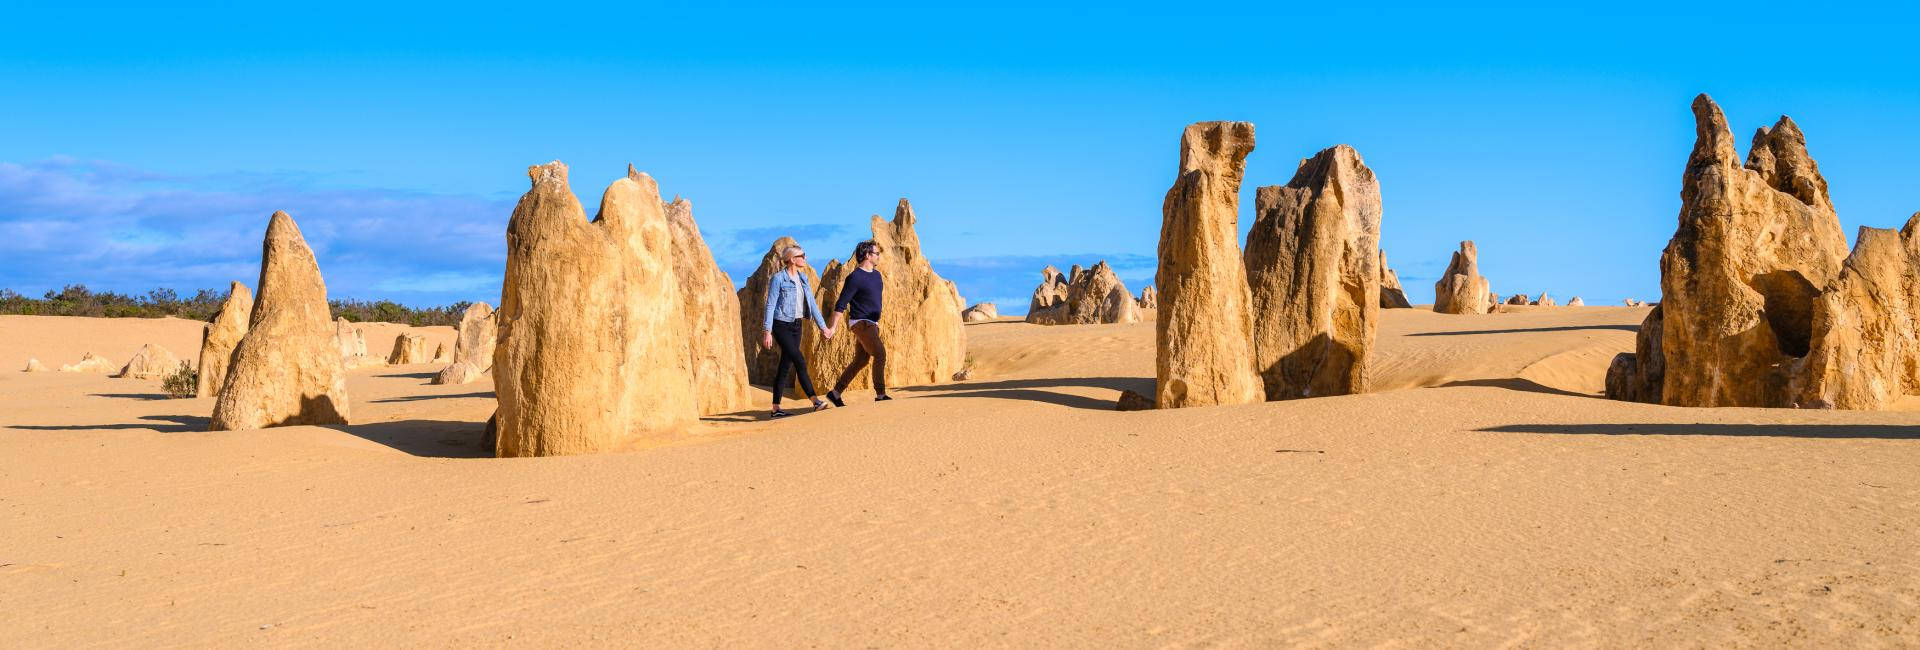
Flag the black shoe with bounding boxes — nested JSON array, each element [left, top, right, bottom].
[[811, 400, 830, 412], [770, 408, 793, 419], [825, 390, 846, 408], [874, 394, 893, 402]]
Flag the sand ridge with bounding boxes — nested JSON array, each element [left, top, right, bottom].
[[2, 307, 1917, 646]]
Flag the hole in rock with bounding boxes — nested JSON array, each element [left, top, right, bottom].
[[1747, 270, 1816, 358]]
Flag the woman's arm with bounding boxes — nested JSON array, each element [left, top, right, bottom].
[[762, 276, 781, 333]]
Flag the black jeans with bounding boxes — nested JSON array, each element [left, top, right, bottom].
[[770, 319, 815, 405]]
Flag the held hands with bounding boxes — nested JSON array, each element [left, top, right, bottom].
[[761, 331, 774, 350], [823, 326, 836, 340]]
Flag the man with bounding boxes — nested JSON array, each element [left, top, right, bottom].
[[825, 240, 889, 406]]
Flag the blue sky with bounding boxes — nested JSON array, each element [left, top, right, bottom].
[[3, 3, 1917, 313]]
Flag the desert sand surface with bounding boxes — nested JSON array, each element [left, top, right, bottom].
[[3, 307, 1916, 646]]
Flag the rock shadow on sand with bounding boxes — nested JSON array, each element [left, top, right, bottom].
[[1480, 422, 1920, 440], [371, 391, 495, 403], [901, 376, 1154, 411], [9, 414, 207, 433], [323, 419, 493, 458], [1439, 377, 1597, 399]]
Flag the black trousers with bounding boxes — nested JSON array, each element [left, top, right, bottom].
[[770, 319, 815, 404]]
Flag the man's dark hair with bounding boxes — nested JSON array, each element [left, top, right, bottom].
[[851, 240, 881, 264]]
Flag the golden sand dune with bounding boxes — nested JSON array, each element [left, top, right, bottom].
[[3, 308, 1916, 646]]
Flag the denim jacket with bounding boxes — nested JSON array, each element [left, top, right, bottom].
[[763, 270, 828, 332]]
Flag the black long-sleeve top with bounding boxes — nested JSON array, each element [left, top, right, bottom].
[[833, 267, 884, 322]]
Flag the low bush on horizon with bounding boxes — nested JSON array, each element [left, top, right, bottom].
[[160, 362, 197, 399], [0, 285, 471, 327]]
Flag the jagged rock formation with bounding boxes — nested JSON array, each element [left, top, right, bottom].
[[962, 302, 998, 322], [60, 352, 116, 373], [1567, 297, 1585, 307], [737, 236, 817, 391], [387, 333, 432, 364], [196, 282, 252, 397], [1798, 224, 1920, 409], [1155, 121, 1263, 408], [1505, 294, 1530, 306], [210, 211, 350, 430], [1026, 265, 1069, 323], [1244, 144, 1381, 400], [114, 343, 180, 379], [1378, 249, 1411, 309], [1624, 298, 1644, 307], [1432, 241, 1492, 314], [1068, 264, 1084, 284], [665, 196, 753, 415], [805, 199, 966, 392], [432, 343, 449, 363], [1531, 292, 1556, 307], [431, 302, 496, 386], [1605, 305, 1665, 404], [1138, 285, 1157, 309], [1028, 261, 1140, 325], [493, 162, 696, 456], [23, 358, 47, 372]]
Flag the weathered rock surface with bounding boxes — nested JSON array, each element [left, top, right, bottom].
[[432, 343, 449, 363], [1618, 96, 1850, 408], [1244, 144, 1381, 400], [1378, 249, 1412, 309], [210, 211, 350, 430], [334, 318, 385, 370], [665, 196, 754, 415], [1030, 261, 1140, 325], [493, 162, 696, 457], [1155, 121, 1263, 408], [60, 352, 117, 373], [737, 236, 817, 391], [1432, 241, 1492, 315], [431, 302, 496, 386], [387, 333, 432, 364], [1567, 297, 1585, 307], [1505, 294, 1530, 306], [1137, 285, 1158, 309], [1531, 292, 1555, 307], [962, 302, 998, 322], [1605, 305, 1665, 404], [805, 199, 967, 392], [196, 282, 252, 397], [114, 343, 180, 379], [23, 358, 47, 372], [1797, 225, 1920, 409], [1025, 265, 1070, 323], [1115, 389, 1155, 411], [1624, 298, 1644, 307]]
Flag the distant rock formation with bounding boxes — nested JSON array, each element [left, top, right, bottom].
[[1567, 297, 1585, 307], [805, 199, 966, 392], [334, 318, 385, 370], [196, 282, 252, 397], [1505, 294, 1530, 306], [432, 302, 496, 386], [1244, 144, 1380, 400], [210, 211, 350, 430], [387, 333, 431, 364], [1378, 249, 1411, 308], [60, 352, 116, 373], [1137, 285, 1157, 309], [962, 302, 998, 322], [1624, 298, 1644, 307], [493, 162, 697, 456], [432, 343, 449, 363], [1068, 264, 1085, 284], [1155, 121, 1263, 408], [1432, 241, 1492, 314], [664, 195, 753, 415], [1026, 265, 1069, 323], [1531, 292, 1556, 307], [1029, 261, 1139, 325], [114, 343, 180, 379], [737, 236, 816, 394], [23, 358, 47, 372]]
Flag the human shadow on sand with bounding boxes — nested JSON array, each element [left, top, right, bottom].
[[1480, 422, 1920, 440], [1408, 324, 1639, 337], [899, 376, 1153, 411], [322, 419, 492, 458], [90, 392, 175, 401], [377, 371, 439, 380], [9, 414, 207, 433], [371, 391, 494, 403]]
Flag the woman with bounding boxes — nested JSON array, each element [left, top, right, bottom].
[[825, 240, 889, 407], [761, 245, 835, 418]]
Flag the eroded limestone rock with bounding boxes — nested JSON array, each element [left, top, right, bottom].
[[1155, 121, 1263, 408], [962, 302, 998, 322], [805, 199, 966, 392], [114, 343, 180, 380], [665, 196, 753, 415], [387, 333, 431, 364], [196, 282, 252, 397], [1378, 249, 1411, 309], [210, 211, 350, 430], [1432, 241, 1492, 315], [59, 352, 116, 373], [431, 302, 496, 386]]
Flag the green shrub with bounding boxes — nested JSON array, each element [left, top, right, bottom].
[[161, 362, 197, 399]]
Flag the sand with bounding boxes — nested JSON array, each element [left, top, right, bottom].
[[2, 307, 1915, 646]]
